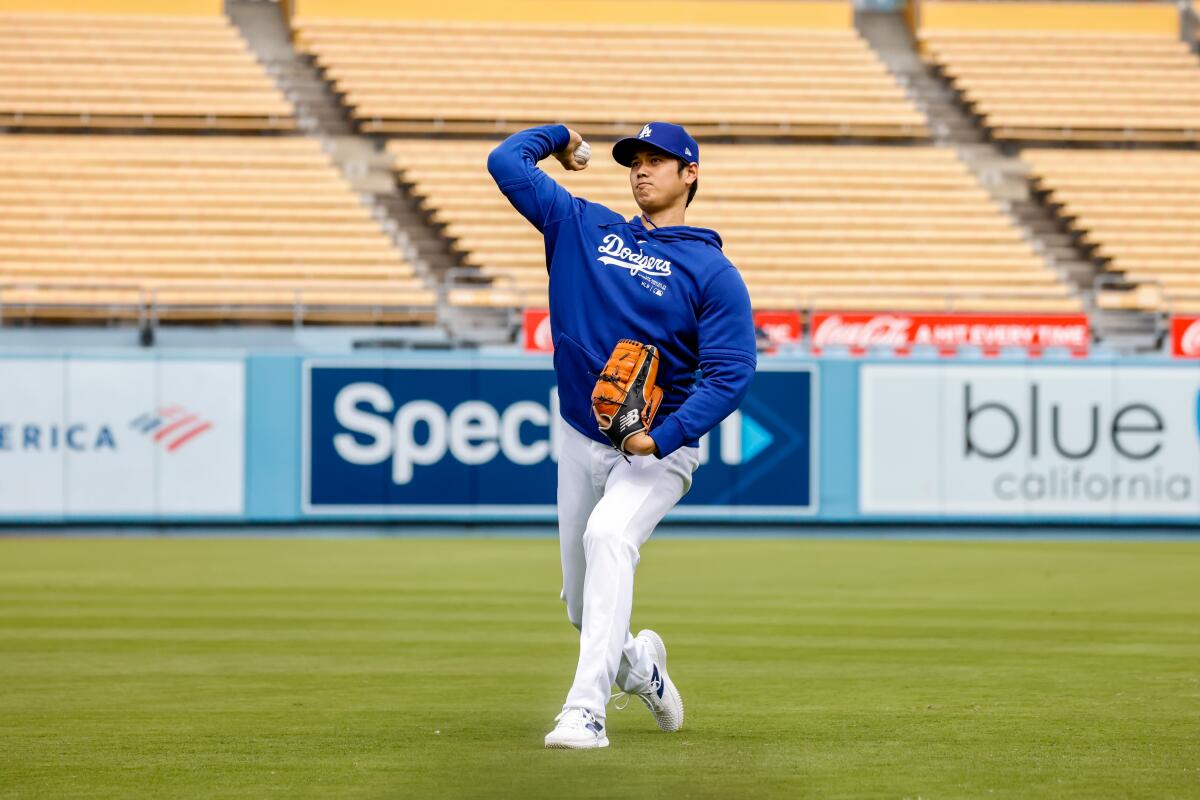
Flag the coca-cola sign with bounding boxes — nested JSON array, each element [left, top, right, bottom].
[[810, 311, 1090, 356], [1170, 316, 1200, 358], [811, 314, 912, 350]]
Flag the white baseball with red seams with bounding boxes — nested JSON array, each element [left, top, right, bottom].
[[573, 140, 591, 166]]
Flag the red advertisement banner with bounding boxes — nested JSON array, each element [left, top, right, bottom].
[[522, 308, 553, 352], [1170, 316, 1200, 358], [810, 311, 1091, 357], [526, 309, 806, 354], [754, 310, 803, 353]]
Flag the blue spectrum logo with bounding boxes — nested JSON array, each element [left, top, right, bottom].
[[303, 363, 815, 517]]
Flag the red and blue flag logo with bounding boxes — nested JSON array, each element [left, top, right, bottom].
[[129, 406, 214, 452]]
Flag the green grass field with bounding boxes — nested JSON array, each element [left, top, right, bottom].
[[0, 537, 1197, 799]]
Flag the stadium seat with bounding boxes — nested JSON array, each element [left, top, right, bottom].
[[0, 135, 436, 323], [1025, 148, 1200, 314], [0, 12, 293, 131], [390, 139, 1081, 314], [919, 3, 1200, 143], [295, 19, 928, 139]]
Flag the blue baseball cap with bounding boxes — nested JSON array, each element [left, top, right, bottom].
[[612, 122, 699, 167]]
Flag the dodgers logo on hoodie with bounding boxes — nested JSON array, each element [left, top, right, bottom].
[[596, 233, 670, 297]]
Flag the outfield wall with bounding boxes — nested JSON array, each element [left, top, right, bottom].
[[1, 351, 1197, 525]]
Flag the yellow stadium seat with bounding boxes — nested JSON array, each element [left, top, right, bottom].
[[0, 12, 294, 131], [1026, 148, 1200, 314], [0, 135, 435, 324], [921, 25, 1200, 143], [296, 18, 928, 139], [391, 139, 1080, 315]]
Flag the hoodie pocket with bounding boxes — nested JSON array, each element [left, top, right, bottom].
[[552, 332, 605, 430]]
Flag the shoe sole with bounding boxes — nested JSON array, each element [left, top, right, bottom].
[[544, 737, 610, 749], [636, 629, 684, 732]]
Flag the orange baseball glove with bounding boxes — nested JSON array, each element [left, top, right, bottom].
[[591, 339, 664, 455]]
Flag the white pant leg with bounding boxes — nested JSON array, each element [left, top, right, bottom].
[[556, 424, 668, 696], [556, 424, 605, 630], [562, 440, 700, 718]]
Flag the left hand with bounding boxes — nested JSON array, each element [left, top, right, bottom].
[[623, 432, 658, 457]]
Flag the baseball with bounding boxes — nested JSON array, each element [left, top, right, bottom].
[[574, 140, 591, 166]]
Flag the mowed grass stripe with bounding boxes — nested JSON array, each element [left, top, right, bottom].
[[0, 538, 1196, 800]]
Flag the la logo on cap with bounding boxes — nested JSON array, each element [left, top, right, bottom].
[[638, 124, 652, 139]]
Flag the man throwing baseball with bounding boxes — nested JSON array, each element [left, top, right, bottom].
[[487, 123, 756, 749]]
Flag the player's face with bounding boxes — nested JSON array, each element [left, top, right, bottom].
[[628, 148, 695, 214]]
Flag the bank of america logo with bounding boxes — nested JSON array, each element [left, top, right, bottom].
[[130, 406, 213, 452]]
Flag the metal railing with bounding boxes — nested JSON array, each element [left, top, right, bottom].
[[0, 280, 436, 336]]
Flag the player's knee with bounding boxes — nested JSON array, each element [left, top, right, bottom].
[[582, 519, 627, 550], [566, 604, 583, 631], [561, 586, 583, 630]]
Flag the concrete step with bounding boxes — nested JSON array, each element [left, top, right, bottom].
[[1092, 310, 1164, 352], [374, 195, 462, 274], [1028, 233, 1077, 248]]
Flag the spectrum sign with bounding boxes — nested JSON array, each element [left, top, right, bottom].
[[302, 361, 817, 518]]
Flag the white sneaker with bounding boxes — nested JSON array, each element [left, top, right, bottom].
[[544, 707, 609, 749], [613, 629, 684, 732]]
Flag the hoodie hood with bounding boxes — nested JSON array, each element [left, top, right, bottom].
[[601, 215, 724, 250]]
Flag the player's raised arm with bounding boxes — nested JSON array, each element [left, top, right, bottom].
[[651, 265, 758, 459], [487, 124, 590, 233]]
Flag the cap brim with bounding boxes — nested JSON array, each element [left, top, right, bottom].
[[612, 138, 681, 167]]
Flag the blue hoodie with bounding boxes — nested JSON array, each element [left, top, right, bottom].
[[487, 124, 757, 458]]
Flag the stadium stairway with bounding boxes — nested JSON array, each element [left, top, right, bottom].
[[227, 0, 347, 135], [226, 0, 469, 337], [857, 9, 1117, 342]]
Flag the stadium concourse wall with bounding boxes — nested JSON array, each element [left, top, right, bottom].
[[1, 350, 1199, 528], [915, 1, 1178, 34]]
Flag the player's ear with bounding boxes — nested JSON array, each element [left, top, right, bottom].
[[676, 159, 696, 182]]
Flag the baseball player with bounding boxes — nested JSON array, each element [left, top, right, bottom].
[[487, 122, 756, 749]]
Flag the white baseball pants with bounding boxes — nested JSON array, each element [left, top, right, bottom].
[[556, 421, 700, 720]]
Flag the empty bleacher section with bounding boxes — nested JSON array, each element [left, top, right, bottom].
[[0, 135, 435, 323], [292, 0, 927, 139], [919, 1, 1200, 143], [0, 2, 293, 131], [1025, 148, 1200, 315], [390, 138, 1081, 314]]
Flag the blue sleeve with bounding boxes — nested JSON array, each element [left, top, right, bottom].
[[653, 265, 758, 458], [487, 124, 585, 234]]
